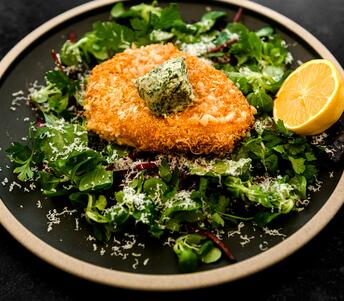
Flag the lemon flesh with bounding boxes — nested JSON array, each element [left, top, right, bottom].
[[273, 59, 344, 135]]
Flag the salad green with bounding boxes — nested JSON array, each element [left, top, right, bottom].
[[6, 2, 320, 272]]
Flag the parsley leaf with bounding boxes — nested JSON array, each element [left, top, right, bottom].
[[151, 3, 185, 30], [288, 157, 306, 174], [92, 21, 135, 54], [247, 89, 273, 113], [6, 143, 34, 181]]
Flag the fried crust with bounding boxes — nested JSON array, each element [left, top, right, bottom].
[[84, 44, 255, 155]]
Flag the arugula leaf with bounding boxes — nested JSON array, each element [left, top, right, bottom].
[[247, 89, 273, 113], [211, 212, 225, 227], [39, 171, 69, 196], [185, 11, 226, 35], [288, 157, 306, 174], [60, 40, 82, 66], [289, 175, 307, 199], [46, 70, 78, 94], [149, 29, 174, 42], [79, 166, 113, 192], [85, 194, 109, 223], [256, 26, 274, 37], [187, 158, 251, 177], [110, 2, 127, 18], [254, 212, 281, 226], [159, 158, 172, 182], [201, 246, 222, 264], [175, 245, 198, 272], [143, 178, 167, 199], [173, 234, 221, 272], [112, 2, 162, 21]]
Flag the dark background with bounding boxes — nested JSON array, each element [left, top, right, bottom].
[[0, 0, 344, 300]]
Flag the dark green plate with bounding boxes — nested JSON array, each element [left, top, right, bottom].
[[0, 0, 343, 290]]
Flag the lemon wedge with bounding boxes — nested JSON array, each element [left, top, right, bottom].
[[273, 59, 344, 135]]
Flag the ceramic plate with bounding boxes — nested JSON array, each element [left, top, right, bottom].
[[0, 0, 343, 291]]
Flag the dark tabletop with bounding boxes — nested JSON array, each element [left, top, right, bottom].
[[1, 0, 344, 300]]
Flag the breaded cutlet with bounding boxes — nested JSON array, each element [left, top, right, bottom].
[[84, 43, 255, 155]]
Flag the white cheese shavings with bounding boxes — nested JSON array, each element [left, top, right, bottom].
[[143, 258, 150, 266], [239, 234, 255, 247], [9, 90, 27, 111], [259, 241, 269, 251], [308, 178, 323, 193], [285, 52, 294, 64], [46, 207, 77, 232], [262, 226, 286, 238], [163, 237, 176, 247], [227, 222, 245, 238], [75, 218, 80, 231], [86, 235, 96, 241], [132, 258, 139, 270], [1, 177, 8, 186], [9, 181, 22, 192]]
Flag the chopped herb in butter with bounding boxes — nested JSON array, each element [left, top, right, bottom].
[[135, 57, 194, 116]]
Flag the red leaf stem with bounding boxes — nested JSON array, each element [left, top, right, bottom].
[[50, 49, 64, 72], [191, 227, 237, 262], [135, 162, 157, 171], [233, 7, 243, 23], [207, 36, 239, 53], [68, 31, 77, 43]]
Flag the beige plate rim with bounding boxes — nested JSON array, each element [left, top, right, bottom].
[[0, 0, 343, 291]]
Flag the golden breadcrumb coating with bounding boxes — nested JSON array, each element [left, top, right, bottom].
[[84, 43, 255, 155]]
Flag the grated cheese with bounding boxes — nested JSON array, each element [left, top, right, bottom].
[[163, 237, 176, 247], [308, 178, 323, 193], [9, 181, 22, 192], [143, 258, 150, 266], [259, 241, 269, 251], [239, 234, 255, 247], [132, 258, 139, 269], [46, 207, 77, 232], [227, 222, 245, 238], [86, 235, 96, 241], [262, 226, 286, 238], [9, 90, 27, 111], [1, 177, 8, 186], [93, 244, 98, 251], [74, 218, 80, 231]]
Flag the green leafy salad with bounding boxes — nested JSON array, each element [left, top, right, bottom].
[[6, 2, 320, 272]]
